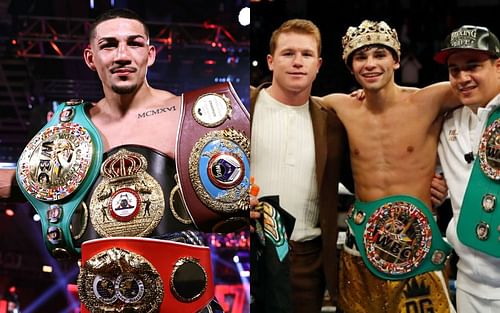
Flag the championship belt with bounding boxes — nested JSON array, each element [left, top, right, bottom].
[[16, 99, 103, 259], [175, 82, 250, 232], [78, 237, 214, 313], [88, 148, 166, 238], [458, 107, 500, 257], [347, 195, 452, 280]]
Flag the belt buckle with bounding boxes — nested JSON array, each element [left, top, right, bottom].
[[478, 118, 500, 180], [363, 201, 433, 276], [78, 237, 214, 313], [89, 149, 165, 237]]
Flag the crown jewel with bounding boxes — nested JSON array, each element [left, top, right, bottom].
[[342, 20, 401, 63]]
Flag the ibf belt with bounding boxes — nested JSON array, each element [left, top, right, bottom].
[[16, 99, 103, 259], [175, 82, 250, 232], [78, 237, 214, 313], [458, 107, 500, 257], [89, 148, 165, 238], [347, 195, 452, 280]]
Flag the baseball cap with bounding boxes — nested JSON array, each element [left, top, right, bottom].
[[434, 25, 500, 64]]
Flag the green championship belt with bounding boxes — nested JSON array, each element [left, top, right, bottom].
[[458, 107, 500, 257], [16, 99, 103, 259], [347, 195, 452, 280]]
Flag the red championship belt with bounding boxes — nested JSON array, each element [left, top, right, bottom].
[[78, 237, 214, 313], [175, 82, 250, 232]]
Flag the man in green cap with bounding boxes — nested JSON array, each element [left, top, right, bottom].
[[435, 24, 500, 313]]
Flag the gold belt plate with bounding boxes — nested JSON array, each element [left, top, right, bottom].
[[89, 149, 165, 237], [78, 247, 163, 312], [479, 118, 500, 180], [17, 123, 94, 201]]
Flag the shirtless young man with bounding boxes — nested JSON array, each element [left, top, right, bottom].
[[84, 11, 180, 158], [318, 20, 460, 313], [0, 10, 177, 199], [3, 8, 249, 313]]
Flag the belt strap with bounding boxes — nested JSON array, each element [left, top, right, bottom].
[[458, 107, 500, 257], [16, 100, 103, 259], [78, 237, 214, 313]]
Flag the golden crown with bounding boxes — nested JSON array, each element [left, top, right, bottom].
[[342, 20, 401, 63], [101, 149, 147, 180]]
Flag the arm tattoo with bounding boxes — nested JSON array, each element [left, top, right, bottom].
[[137, 105, 176, 119]]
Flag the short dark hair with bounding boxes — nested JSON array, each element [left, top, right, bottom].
[[88, 8, 149, 41]]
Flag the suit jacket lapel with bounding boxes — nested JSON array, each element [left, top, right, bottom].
[[310, 98, 327, 190]]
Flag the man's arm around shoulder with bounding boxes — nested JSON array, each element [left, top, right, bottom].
[[313, 93, 359, 112], [417, 82, 462, 113]]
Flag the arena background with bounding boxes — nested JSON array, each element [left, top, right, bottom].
[[0, 1, 249, 312]]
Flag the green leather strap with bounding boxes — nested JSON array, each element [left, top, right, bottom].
[[458, 107, 500, 257], [347, 195, 452, 280], [16, 100, 103, 259]]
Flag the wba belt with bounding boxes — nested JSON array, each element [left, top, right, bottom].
[[458, 107, 500, 257], [346, 195, 452, 280], [16, 99, 103, 259], [79, 145, 202, 244], [175, 82, 250, 232], [78, 237, 214, 313]]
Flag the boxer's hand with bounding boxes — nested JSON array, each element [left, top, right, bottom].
[[349, 89, 365, 100], [431, 173, 448, 210]]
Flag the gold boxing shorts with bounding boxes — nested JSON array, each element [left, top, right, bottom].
[[338, 246, 455, 313]]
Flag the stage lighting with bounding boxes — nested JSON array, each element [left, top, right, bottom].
[[42, 265, 53, 273], [33, 213, 41, 222], [5, 208, 15, 217], [238, 7, 250, 26]]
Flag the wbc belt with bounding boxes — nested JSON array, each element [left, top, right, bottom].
[[78, 237, 214, 313], [458, 107, 500, 257], [16, 99, 103, 259], [347, 195, 452, 280], [175, 82, 250, 232]]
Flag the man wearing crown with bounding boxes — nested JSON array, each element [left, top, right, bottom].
[[0, 8, 250, 313], [317, 20, 463, 312]]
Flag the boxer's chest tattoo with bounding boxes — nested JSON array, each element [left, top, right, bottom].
[[137, 105, 176, 119]]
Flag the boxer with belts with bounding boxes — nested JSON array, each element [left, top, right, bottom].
[[13, 8, 249, 313], [318, 20, 464, 313]]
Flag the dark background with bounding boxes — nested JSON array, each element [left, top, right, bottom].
[[0, 0, 250, 164], [251, 0, 500, 95]]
